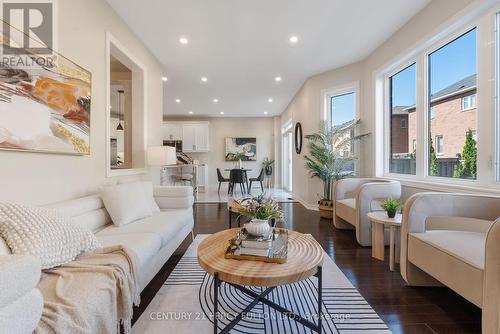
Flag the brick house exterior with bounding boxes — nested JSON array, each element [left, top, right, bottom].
[[391, 74, 477, 159], [390, 106, 409, 154]]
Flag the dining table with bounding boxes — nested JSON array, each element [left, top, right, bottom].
[[224, 168, 252, 193]]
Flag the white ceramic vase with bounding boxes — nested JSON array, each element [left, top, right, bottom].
[[244, 219, 270, 236]]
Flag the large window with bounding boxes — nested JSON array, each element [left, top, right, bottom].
[[428, 28, 477, 179], [389, 64, 416, 175], [379, 6, 500, 188], [328, 91, 357, 173], [331, 92, 356, 128]]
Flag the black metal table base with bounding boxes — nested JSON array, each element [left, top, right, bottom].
[[213, 266, 323, 334]]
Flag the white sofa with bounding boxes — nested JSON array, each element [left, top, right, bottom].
[[333, 178, 401, 246], [401, 192, 500, 333], [0, 255, 44, 334], [0, 185, 194, 293]]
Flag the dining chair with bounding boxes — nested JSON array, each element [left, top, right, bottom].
[[228, 169, 246, 196], [216, 168, 229, 194], [248, 168, 265, 194]]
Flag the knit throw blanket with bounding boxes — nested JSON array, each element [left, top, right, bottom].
[[35, 246, 140, 334]]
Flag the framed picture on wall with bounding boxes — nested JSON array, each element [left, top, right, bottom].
[[0, 23, 91, 155], [225, 137, 257, 161]]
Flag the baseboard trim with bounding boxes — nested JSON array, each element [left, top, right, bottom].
[[292, 193, 319, 211]]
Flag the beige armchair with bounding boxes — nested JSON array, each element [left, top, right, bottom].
[[333, 178, 401, 246], [401, 192, 500, 333]]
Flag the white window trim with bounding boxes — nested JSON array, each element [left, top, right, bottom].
[[401, 118, 408, 129], [105, 32, 148, 178], [496, 11, 500, 181], [321, 82, 360, 174], [382, 60, 417, 177], [461, 94, 477, 111], [375, 1, 500, 192], [435, 135, 444, 155]]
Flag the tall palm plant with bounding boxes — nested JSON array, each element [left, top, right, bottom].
[[304, 120, 368, 201]]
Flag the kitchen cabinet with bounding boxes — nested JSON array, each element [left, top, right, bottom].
[[163, 123, 183, 140], [163, 121, 210, 152]]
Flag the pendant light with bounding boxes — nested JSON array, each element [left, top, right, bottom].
[[116, 89, 124, 131]]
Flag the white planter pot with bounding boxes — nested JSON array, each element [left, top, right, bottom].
[[244, 219, 271, 236]]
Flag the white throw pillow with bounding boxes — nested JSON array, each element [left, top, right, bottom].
[[0, 203, 99, 269], [142, 181, 160, 213], [101, 182, 153, 226]]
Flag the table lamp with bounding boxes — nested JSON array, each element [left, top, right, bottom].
[[147, 146, 177, 185]]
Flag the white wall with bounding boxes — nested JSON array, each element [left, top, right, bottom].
[[164, 117, 276, 186], [281, 0, 475, 209], [0, 0, 164, 205]]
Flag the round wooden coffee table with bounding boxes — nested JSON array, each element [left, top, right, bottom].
[[198, 228, 324, 333]]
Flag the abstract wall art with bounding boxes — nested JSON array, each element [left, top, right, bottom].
[[0, 31, 91, 155], [225, 137, 257, 161]]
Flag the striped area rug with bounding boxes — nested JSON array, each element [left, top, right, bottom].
[[132, 235, 391, 334]]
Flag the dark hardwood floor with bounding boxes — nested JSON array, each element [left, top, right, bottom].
[[133, 202, 482, 334]]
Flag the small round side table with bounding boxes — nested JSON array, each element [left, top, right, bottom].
[[367, 211, 402, 271]]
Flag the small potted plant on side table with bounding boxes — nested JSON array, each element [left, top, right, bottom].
[[380, 198, 403, 218]]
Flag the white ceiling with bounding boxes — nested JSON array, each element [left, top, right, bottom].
[[106, 0, 431, 117]]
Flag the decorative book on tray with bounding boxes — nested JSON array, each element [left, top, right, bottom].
[[225, 228, 288, 263]]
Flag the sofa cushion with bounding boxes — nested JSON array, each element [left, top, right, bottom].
[[408, 230, 485, 307], [100, 182, 153, 226], [426, 216, 493, 233], [337, 198, 355, 209], [46, 195, 110, 232], [336, 198, 383, 211], [96, 233, 162, 271], [0, 203, 99, 269], [142, 182, 161, 213], [96, 209, 193, 247], [410, 230, 486, 269]]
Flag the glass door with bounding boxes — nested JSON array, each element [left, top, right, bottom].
[[282, 131, 293, 192]]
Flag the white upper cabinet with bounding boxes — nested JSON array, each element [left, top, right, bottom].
[[163, 123, 183, 140], [163, 122, 210, 152], [193, 123, 209, 152]]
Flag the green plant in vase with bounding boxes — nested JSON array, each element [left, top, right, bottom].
[[303, 120, 369, 219], [380, 198, 403, 218], [262, 158, 275, 176], [238, 195, 284, 236]]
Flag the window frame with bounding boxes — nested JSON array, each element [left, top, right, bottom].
[[321, 82, 360, 174], [496, 11, 500, 182], [379, 17, 493, 189], [401, 118, 408, 129], [435, 135, 444, 155], [425, 27, 479, 182], [383, 60, 417, 178], [461, 94, 477, 111]]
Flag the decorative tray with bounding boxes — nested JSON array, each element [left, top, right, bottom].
[[225, 228, 288, 264]]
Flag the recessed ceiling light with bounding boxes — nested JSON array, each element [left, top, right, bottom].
[[179, 37, 189, 45], [220, 111, 224, 115], [175, 99, 181, 103], [264, 111, 268, 115], [201, 77, 208, 82], [213, 98, 219, 103], [289, 36, 299, 44], [188, 111, 193, 114], [268, 98, 273, 103], [161, 76, 168, 82], [275, 76, 282, 82]]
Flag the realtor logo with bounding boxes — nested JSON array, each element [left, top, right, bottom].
[[2, 1, 54, 55]]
